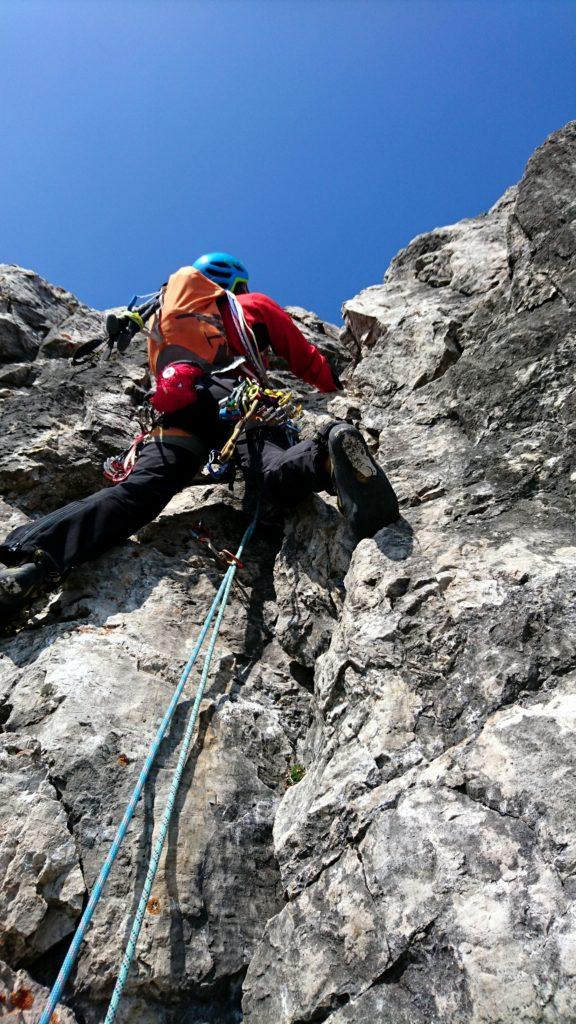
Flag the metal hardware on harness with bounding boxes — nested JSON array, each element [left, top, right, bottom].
[[103, 432, 149, 484], [219, 380, 301, 426], [203, 380, 302, 480], [102, 402, 163, 485]]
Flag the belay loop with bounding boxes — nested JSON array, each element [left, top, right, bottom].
[[203, 379, 303, 480]]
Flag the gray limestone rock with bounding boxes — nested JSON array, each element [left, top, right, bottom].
[[0, 959, 78, 1022], [0, 735, 85, 965], [244, 121, 576, 1022], [1, 122, 576, 1024], [0, 265, 80, 364]]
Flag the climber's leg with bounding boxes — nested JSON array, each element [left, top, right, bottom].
[[235, 428, 334, 509], [235, 422, 399, 539], [0, 442, 202, 595], [326, 422, 399, 538]]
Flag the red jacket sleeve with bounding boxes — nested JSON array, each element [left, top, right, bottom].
[[238, 293, 338, 393]]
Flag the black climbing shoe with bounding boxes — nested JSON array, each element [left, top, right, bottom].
[[0, 559, 50, 617], [327, 423, 399, 539]]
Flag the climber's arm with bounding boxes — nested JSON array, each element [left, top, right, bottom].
[[239, 293, 342, 393]]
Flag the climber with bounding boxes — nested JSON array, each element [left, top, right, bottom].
[[0, 254, 399, 616]]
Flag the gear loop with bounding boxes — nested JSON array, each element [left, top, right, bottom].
[[204, 380, 302, 478]]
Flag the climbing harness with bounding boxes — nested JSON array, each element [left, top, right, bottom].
[[106, 364, 278, 481], [204, 378, 302, 479], [102, 375, 301, 486], [38, 508, 259, 1024]]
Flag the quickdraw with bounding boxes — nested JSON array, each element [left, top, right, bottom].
[[203, 380, 302, 480], [190, 520, 244, 570], [102, 401, 162, 485], [103, 432, 149, 484]]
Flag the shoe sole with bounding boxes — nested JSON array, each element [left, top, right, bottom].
[[341, 432, 378, 481], [328, 424, 399, 539], [0, 564, 45, 613]]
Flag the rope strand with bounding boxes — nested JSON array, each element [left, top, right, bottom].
[[103, 512, 257, 1021], [38, 510, 259, 1024]]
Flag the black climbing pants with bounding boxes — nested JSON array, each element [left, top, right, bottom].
[[0, 430, 333, 577]]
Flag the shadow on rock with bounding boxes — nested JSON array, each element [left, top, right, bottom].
[[0, 500, 282, 667], [119, 696, 218, 988], [374, 516, 414, 561]]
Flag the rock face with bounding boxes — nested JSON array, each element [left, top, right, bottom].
[[1, 123, 575, 1024], [0, 959, 78, 1023]]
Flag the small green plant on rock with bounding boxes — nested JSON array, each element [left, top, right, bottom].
[[287, 762, 306, 786]]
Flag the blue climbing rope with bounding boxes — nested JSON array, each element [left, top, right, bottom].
[[104, 512, 257, 1021], [38, 510, 259, 1024]]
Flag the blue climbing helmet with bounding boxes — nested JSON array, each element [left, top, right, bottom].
[[192, 252, 249, 294]]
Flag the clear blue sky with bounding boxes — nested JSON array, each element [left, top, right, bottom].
[[1, 0, 574, 324]]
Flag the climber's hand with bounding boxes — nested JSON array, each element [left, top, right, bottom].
[[326, 356, 345, 391]]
